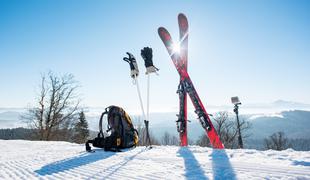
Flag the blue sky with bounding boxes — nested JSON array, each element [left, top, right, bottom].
[[0, 0, 309, 112]]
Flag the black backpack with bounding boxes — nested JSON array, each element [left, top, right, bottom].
[[86, 105, 139, 152]]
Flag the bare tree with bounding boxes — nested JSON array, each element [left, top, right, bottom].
[[264, 132, 291, 150], [196, 111, 251, 148], [212, 111, 237, 148], [196, 134, 210, 147], [161, 132, 170, 145], [161, 131, 179, 145], [187, 138, 195, 145], [22, 72, 81, 141]]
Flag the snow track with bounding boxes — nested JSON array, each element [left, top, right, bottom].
[[0, 140, 309, 179]]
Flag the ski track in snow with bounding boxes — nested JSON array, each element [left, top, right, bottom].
[[0, 140, 310, 180]]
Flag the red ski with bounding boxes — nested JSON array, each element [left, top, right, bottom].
[[158, 13, 224, 149], [177, 13, 188, 146]]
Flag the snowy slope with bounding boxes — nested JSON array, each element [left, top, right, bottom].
[[0, 140, 310, 180]]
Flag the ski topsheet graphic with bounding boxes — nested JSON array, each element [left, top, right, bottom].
[[158, 13, 224, 149]]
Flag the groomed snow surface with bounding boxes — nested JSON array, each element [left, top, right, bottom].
[[0, 140, 309, 180]]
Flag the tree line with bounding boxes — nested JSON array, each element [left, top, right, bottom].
[[3, 126, 310, 151], [0, 110, 89, 144]]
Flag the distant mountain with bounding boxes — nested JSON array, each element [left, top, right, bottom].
[[1, 100, 310, 141], [247, 110, 310, 139], [243, 100, 310, 112], [143, 110, 310, 141], [0, 109, 26, 128], [272, 100, 310, 108]]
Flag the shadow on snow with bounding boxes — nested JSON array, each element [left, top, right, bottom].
[[293, 160, 310, 167], [211, 149, 237, 180], [35, 146, 237, 179], [178, 147, 208, 180], [91, 148, 146, 179], [35, 148, 147, 177], [35, 149, 115, 176]]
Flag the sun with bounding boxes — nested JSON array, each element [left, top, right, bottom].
[[172, 42, 181, 54]]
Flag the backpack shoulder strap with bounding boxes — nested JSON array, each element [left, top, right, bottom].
[[99, 107, 109, 137]]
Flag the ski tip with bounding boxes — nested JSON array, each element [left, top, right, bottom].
[[158, 27, 166, 34], [178, 13, 188, 30], [178, 13, 186, 18], [158, 27, 172, 41], [178, 13, 187, 20]]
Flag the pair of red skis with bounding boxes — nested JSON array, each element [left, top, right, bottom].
[[158, 13, 224, 149]]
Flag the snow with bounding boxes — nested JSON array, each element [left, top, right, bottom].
[[0, 140, 310, 179], [249, 113, 284, 120]]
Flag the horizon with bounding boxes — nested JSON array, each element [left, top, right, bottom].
[[1, 99, 310, 116], [1, 1, 309, 111]]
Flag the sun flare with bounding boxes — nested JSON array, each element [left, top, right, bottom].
[[172, 42, 181, 54]]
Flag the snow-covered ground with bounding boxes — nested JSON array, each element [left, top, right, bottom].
[[0, 140, 309, 179]]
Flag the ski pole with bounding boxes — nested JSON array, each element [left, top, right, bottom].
[[141, 47, 159, 147], [123, 52, 150, 146], [147, 74, 150, 124], [134, 76, 146, 121]]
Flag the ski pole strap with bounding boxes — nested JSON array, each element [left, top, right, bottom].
[[146, 66, 159, 75], [123, 52, 139, 78]]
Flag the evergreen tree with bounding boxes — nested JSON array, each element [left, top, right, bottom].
[[73, 111, 89, 143]]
